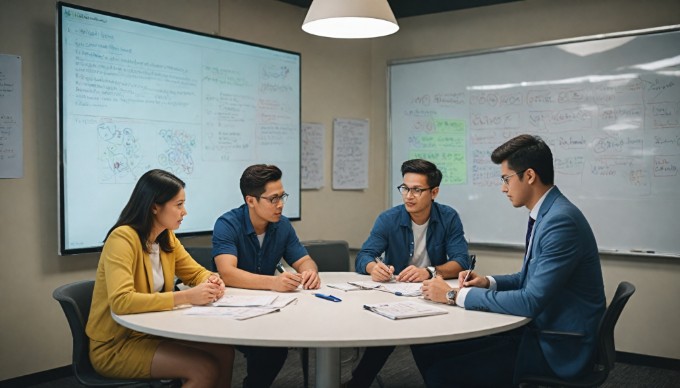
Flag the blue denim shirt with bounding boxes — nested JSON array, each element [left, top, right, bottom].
[[355, 202, 469, 275], [212, 204, 308, 275]]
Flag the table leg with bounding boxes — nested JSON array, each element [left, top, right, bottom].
[[315, 347, 340, 388]]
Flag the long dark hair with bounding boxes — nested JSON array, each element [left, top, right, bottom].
[[106, 169, 186, 253]]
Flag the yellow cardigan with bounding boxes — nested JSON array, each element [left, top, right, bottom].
[[86, 225, 212, 345]]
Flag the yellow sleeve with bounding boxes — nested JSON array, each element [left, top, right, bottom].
[[103, 227, 175, 314]]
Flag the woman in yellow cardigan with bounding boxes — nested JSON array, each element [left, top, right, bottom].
[[87, 169, 234, 387]]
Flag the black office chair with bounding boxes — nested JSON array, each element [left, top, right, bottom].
[[53, 280, 171, 387], [185, 246, 216, 271], [519, 281, 636, 388], [298, 240, 352, 388], [174, 246, 215, 290]]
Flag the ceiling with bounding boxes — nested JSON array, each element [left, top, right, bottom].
[[277, 0, 522, 19]]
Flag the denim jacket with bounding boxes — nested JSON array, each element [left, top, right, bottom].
[[355, 202, 469, 274]]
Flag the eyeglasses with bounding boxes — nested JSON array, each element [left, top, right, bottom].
[[397, 184, 433, 197], [500, 169, 527, 185], [259, 193, 289, 205]]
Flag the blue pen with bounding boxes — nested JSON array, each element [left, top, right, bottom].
[[314, 293, 342, 302]]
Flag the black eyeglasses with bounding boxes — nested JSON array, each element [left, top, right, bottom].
[[500, 169, 527, 185], [259, 193, 289, 205], [397, 184, 433, 197]]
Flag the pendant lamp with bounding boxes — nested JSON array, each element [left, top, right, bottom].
[[302, 0, 399, 39]]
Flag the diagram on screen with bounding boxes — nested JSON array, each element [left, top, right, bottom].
[[158, 128, 196, 175], [97, 122, 151, 184]]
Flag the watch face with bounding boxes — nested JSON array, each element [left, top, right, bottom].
[[447, 290, 456, 301]]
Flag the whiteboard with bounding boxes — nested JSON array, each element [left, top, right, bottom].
[[389, 27, 680, 257]]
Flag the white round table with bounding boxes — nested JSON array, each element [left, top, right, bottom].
[[113, 272, 529, 387]]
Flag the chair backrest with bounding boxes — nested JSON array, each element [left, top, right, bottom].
[[185, 246, 215, 271], [596, 281, 636, 373], [52, 280, 98, 379], [302, 240, 350, 272]]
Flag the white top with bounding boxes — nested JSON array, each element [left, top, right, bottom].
[[149, 243, 164, 293], [113, 272, 529, 348], [410, 219, 431, 267]]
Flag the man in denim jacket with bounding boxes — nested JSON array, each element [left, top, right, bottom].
[[345, 159, 470, 388]]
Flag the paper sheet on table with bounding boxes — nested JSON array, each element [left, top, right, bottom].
[[212, 294, 278, 307], [327, 283, 361, 291], [363, 301, 448, 320], [348, 280, 422, 296], [380, 282, 422, 297], [184, 306, 280, 320]]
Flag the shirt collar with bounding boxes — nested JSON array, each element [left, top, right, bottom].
[[242, 204, 278, 235]]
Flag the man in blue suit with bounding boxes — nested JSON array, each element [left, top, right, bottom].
[[414, 134, 606, 387]]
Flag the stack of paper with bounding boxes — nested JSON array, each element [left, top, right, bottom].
[[183, 293, 298, 320]]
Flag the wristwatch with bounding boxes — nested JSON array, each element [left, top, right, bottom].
[[446, 289, 457, 306], [426, 266, 436, 279]]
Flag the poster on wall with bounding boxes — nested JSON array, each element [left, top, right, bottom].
[[332, 118, 369, 190], [301, 122, 325, 189], [0, 54, 23, 179]]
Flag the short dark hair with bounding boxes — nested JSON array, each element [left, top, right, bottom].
[[107, 169, 185, 253], [490, 134, 554, 185], [401, 159, 443, 188], [240, 164, 283, 201]]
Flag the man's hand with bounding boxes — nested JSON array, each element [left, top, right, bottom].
[[271, 272, 302, 292], [421, 276, 453, 304], [370, 261, 394, 282], [396, 265, 430, 283], [458, 270, 489, 289], [299, 269, 321, 290]]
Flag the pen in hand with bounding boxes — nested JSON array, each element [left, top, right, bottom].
[[460, 255, 476, 288], [374, 256, 394, 281], [275, 261, 303, 289]]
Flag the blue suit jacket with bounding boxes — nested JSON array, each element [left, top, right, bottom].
[[465, 187, 605, 379]]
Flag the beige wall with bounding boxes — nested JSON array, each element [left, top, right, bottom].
[[0, 0, 678, 380]]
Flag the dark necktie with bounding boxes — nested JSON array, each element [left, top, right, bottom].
[[525, 216, 535, 255]]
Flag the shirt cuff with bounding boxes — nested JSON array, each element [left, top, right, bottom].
[[456, 287, 470, 308], [487, 276, 497, 290], [457, 276, 496, 308]]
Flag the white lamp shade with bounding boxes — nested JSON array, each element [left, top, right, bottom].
[[302, 0, 399, 39]]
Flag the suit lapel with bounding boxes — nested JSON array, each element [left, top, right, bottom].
[[521, 187, 562, 284]]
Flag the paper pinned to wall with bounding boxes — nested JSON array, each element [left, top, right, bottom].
[[301, 122, 325, 189], [0, 54, 23, 179], [332, 118, 369, 190]]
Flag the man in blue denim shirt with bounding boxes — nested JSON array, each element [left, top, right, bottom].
[[344, 159, 469, 388], [213, 164, 320, 388]]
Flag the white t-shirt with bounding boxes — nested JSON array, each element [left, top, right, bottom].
[[410, 219, 431, 267]]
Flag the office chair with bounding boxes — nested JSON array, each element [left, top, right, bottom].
[[184, 246, 216, 271], [519, 281, 636, 388], [174, 246, 215, 290], [53, 280, 172, 387], [298, 240, 354, 388]]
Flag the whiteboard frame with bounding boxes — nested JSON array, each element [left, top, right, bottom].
[[387, 24, 680, 258]]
